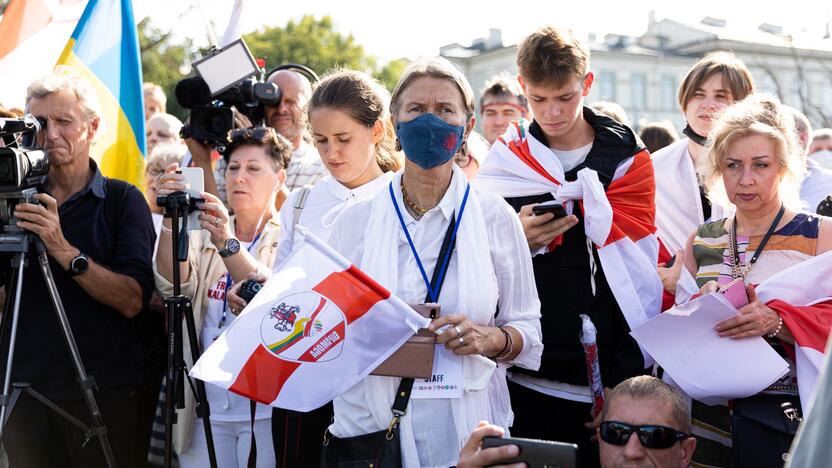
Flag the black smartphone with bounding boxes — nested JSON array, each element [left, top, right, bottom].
[[481, 436, 578, 468], [532, 203, 568, 219]]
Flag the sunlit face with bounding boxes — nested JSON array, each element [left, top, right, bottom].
[[684, 73, 734, 138], [521, 73, 592, 146], [144, 94, 164, 121], [310, 108, 383, 189], [146, 116, 180, 155], [28, 91, 98, 168], [721, 134, 782, 213], [481, 97, 527, 144], [599, 396, 695, 468], [396, 76, 470, 128], [144, 167, 163, 213], [265, 71, 309, 146], [225, 145, 283, 215]]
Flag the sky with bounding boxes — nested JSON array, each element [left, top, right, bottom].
[[134, 0, 832, 63]]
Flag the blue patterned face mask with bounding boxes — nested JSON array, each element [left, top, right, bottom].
[[396, 113, 465, 170]]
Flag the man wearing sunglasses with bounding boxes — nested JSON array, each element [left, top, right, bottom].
[[459, 376, 695, 468], [598, 376, 696, 468]]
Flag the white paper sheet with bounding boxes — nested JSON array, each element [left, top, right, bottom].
[[631, 293, 789, 405]]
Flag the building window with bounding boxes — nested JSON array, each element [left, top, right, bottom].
[[660, 75, 676, 111], [599, 71, 616, 101], [631, 73, 647, 110]]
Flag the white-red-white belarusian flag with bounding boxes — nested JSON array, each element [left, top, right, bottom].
[[474, 121, 663, 359], [191, 228, 430, 412], [753, 251, 832, 417], [0, 0, 84, 108]]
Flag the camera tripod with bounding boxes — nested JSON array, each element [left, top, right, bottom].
[[0, 228, 116, 467], [157, 191, 217, 468]]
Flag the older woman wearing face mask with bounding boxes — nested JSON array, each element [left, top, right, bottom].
[[678, 94, 832, 467], [323, 57, 542, 468]]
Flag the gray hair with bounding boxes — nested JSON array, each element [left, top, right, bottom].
[[25, 66, 104, 127], [390, 57, 475, 122], [602, 376, 691, 432], [147, 143, 187, 175]]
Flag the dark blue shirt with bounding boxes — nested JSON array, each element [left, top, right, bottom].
[[3, 160, 156, 400]]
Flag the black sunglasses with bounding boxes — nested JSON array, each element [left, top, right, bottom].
[[227, 127, 274, 143], [599, 421, 690, 449]]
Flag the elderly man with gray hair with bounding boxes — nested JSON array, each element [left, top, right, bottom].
[[0, 66, 155, 467]]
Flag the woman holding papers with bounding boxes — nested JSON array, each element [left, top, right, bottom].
[[324, 57, 542, 468], [680, 94, 832, 467], [153, 128, 291, 466], [224, 69, 402, 466]]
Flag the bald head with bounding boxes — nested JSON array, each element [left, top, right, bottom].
[[264, 70, 312, 148], [783, 105, 812, 156]]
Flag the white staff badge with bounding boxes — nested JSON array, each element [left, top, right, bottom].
[[411, 345, 463, 399]]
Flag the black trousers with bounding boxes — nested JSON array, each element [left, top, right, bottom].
[[272, 402, 333, 468], [3, 384, 140, 468], [508, 379, 601, 468]]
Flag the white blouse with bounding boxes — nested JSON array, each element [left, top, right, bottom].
[[328, 175, 542, 468], [273, 172, 394, 271]]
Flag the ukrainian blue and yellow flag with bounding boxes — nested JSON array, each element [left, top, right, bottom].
[[56, 0, 145, 187]]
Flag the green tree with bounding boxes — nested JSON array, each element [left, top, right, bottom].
[[244, 15, 376, 77], [373, 58, 409, 92], [138, 17, 194, 120]]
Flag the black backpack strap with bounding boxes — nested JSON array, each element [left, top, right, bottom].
[[392, 214, 457, 419], [103, 178, 130, 244]]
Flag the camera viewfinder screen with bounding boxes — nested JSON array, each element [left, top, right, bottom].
[[193, 40, 258, 96]]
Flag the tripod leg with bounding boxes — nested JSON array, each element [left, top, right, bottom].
[[36, 251, 118, 468], [163, 296, 183, 468], [0, 253, 26, 437], [182, 299, 218, 468]]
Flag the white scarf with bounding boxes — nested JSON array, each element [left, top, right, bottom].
[[653, 138, 730, 253], [355, 164, 499, 467]]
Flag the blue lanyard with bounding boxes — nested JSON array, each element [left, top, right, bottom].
[[389, 181, 470, 303], [219, 229, 263, 328]]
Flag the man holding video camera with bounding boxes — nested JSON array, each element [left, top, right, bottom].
[[0, 68, 155, 467], [264, 68, 327, 191]]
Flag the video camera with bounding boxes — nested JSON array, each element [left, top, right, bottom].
[[0, 116, 49, 192], [0, 115, 49, 234], [175, 39, 280, 149]]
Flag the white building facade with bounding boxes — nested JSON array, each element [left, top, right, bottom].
[[441, 16, 832, 132]]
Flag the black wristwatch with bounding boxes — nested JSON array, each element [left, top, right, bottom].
[[218, 238, 241, 258], [69, 253, 89, 276]]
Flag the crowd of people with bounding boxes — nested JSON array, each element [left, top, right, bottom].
[[0, 23, 831, 468]]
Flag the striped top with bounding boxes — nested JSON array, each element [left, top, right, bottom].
[[693, 212, 821, 288], [688, 212, 820, 468]]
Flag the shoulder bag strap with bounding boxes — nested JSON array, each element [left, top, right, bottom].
[[392, 213, 457, 417], [291, 185, 312, 244]]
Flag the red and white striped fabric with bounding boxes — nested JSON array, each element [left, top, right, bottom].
[[474, 121, 663, 347], [191, 228, 430, 412], [0, 0, 83, 108], [754, 251, 832, 416]]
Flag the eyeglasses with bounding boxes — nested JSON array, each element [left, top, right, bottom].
[[599, 421, 691, 449], [227, 127, 274, 143]]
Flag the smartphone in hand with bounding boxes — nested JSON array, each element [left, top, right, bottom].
[[481, 436, 578, 468], [177, 167, 204, 230], [532, 203, 568, 219]]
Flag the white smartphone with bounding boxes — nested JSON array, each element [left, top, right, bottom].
[[177, 167, 204, 230]]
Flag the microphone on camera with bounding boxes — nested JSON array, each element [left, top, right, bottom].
[[174, 77, 212, 109], [817, 195, 832, 217]]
